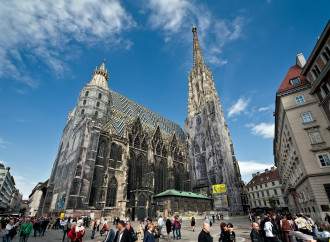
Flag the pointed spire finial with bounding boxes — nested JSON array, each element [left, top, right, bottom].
[[192, 26, 205, 68]]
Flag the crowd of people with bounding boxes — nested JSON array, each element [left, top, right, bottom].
[[249, 212, 330, 242]]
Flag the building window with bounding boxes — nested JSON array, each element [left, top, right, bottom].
[[267, 190, 270, 196], [298, 164, 303, 174], [174, 200, 179, 212], [301, 112, 313, 123], [274, 189, 278, 195], [312, 207, 316, 212], [95, 111, 98, 117], [309, 132, 322, 144], [321, 83, 330, 98], [260, 184, 262, 189], [83, 100, 86, 105], [322, 52, 329, 62], [290, 77, 300, 85], [96, 102, 100, 107], [312, 69, 319, 78], [98, 93, 102, 99], [272, 181, 275, 186], [264, 201, 267, 206], [318, 154, 330, 167], [85, 91, 89, 97], [265, 183, 268, 187], [295, 95, 305, 104], [98, 143, 105, 157], [81, 109, 85, 114], [184, 201, 188, 212], [106, 177, 118, 207], [315, 65, 321, 74]]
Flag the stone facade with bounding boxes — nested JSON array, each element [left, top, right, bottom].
[[185, 27, 243, 212], [41, 61, 191, 220]]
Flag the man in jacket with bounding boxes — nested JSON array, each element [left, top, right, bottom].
[[250, 222, 263, 242], [19, 218, 33, 241], [198, 223, 213, 242], [103, 225, 115, 242], [114, 220, 132, 242], [295, 214, 312, 235]]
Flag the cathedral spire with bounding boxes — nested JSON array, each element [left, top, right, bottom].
[[88, 60, 109, 91], [192, 26, 206, 68]]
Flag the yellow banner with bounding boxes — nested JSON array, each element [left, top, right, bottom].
[[212, 184, 226, 193], [60, 213, 65, 218]]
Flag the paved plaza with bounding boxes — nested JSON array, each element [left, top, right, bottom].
[[10, 216, 252, 242]]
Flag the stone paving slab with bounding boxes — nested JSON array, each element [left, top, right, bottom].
[[11, 216, 252, 242]]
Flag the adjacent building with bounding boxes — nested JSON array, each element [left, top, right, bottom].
[[0, 164, 16, 212], [246, 167, 287, 214], [10, 189, 22, 212], [28, 180, 48, 217], [274, 21, 330, 223]]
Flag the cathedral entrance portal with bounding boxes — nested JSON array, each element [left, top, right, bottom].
[[137, 194, 147, 221]]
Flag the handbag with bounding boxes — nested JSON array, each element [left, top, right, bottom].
[[131, 232, 138, 241]]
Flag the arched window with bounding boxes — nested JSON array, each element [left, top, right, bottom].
[[162, 147, 167, 157], [141, 138, 147, 151], [129, 134, 133, 146], [156, 143, 161, 155], [136, 155, 144, 186], [134, 136, 140, 149], [81, 109, 85, 115], [95, 111, 98, 117], [85, 91, 89, 97], [98, 93, 102, 99], [322, 52, 329, 62], [96, 102, 100, 107], [110, 143, 117, 160], [83, 100, 86, 105], [106, 177, 118, 207], [117, 146, 122, 161], [174, 164, 184, 191], [75, 164, 82, 177], [155, 160, 166, 193], [173, 200, 179, 212], [98, 143, 105, 157]]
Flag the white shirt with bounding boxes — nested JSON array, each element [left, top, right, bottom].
[[103, 220, 108, 225], [264, 221, 274, 238], [6, 224, 12, 231], [158, 217, 164, 226], [315, 227, 330, 238]]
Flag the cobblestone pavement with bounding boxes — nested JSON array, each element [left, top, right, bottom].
[[11, 216, 252, 242]]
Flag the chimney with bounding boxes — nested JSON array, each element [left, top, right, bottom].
[[252, 173, 256, 178], [296, 53, 306, 68], [256, 172, 260, 176], [271, 166, 275, 171], [265, 168, 269, 173]]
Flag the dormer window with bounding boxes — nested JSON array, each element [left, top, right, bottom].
[[290, 77, 300, 85]]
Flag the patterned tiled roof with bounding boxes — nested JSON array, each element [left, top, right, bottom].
[[277, 65, 308, 94], [106, 89, 185, 141], [246, 168, 280, 188]]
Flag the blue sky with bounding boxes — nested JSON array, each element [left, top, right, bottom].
[[0, 0, 329, 199]]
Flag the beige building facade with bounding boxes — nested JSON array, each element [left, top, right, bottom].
[[247, 167, 287, 213], [274, 43, 330, 222]]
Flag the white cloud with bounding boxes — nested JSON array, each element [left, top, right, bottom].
[[0, 0, 136, 86], [228, 97, 250, 117], [246, 122, 274, 139], [258, 104, 274, 112], [0, 137, 8, 148], [238, 161, 274, 182], [146, 0, 245, 66]]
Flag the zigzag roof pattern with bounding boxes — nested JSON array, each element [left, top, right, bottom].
[[105, 89, 185, 141]]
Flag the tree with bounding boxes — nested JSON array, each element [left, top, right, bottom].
[[268, 197, 277, 210]]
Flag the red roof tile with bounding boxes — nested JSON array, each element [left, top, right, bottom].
[[246, 168, 280, 188], [277, 65, 308, 94]]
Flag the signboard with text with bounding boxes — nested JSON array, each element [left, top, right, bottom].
[[212, 184, 226, 193]]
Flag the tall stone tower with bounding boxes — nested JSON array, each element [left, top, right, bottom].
[[185, 27, 243, 212]]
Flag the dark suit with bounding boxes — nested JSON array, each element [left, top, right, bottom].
[[114, 228, 132, 242], [250, 229, 264, 242], [103, 229, 115, 242]]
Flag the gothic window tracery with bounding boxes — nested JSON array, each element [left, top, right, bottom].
[[106, 177, 118, 207], [75, 164, 82, 177], [129, 134, 133, 146], [141, 138, 147, 151], [156, 143, 161, 155], [85, 91, 89, 97], [98, 142, 105, 157], [134, 136, 140, 149], [117, 146, 122, 161], [136, 155, 145, 186], [110, 143, 117, 160], [155, 160, 166, 194], [98, 93, 102, 99]]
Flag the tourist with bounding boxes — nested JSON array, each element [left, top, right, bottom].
[[190, 214, 196, 232], [102, 225, 115, 242], [173, 216, 179, 240], [68, 219, 85, 242], [226, 223, 235, 242], [4, 219, 16, 242], [249, 213, 255, 223], [114, 220, 131, 242], [138, 220, 145, 242], [165, 217, 171, 241], [295, 214, 311, 234], [33, 218, 40, 237], [153, 222, 161, 242], [177, 216, 182, 239], [97, 218, 100, 232], [280, 215, 293, 242], [157, 215, 165, 238], [0, 226, 6, 240], [145, 218, 152, 236], [63, 218, 72, 241], [256, 216, 261, 226], [305, 215, 316, 238], [250, 222, 263, 242], [205, 216, 211, 226], [113, 217, 117, 226], [126, 221, 135, 239], [40, 217, 49, 236], [198, 222, 213, 242], [212, 215, 215, 224], [91, 219, 97, 239], [264, 216, 275, 242], [103, 218, 108, 228], [315, 223, 330, 238], [219, 222, 228, 242], [18, 218, 33, 242], [143, 224, 155, 242]]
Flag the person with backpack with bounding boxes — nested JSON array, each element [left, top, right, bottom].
[[280, 215, 293, 242], [165, 217, 172, 241], [190, 215, 196, 232], [18, 218, 33, 242]]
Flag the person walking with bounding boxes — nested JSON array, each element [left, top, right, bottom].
[[143, 224, 155, 242], [138, 220, 145, 242], [212, 215, 215, 224], [190, 214, 196, 232], [173, 216, 179, 240], [198, 222, 213, 242], [68, 219, 85, 242], [63, 219, 71, 241], [177, 216, 182, 239], [226, 223, 235, 242], [280, 215, 293, 242], [33, 218, 40, 237], [204, 216, 211, 226], [165, 217, 171, 241], [153, 222, 160, 242], [102, 225, 115, 242], [264, 217, 275, 242], [114, 220, 132, 242], [91, 219, 97, 239], [250, 222, 263, 242], [157, 216, 165, 239], [219, 223, 228, 242], [18, 218, 33, 242], [97, 218, 100, 232], [4, 220, 16, 242]]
